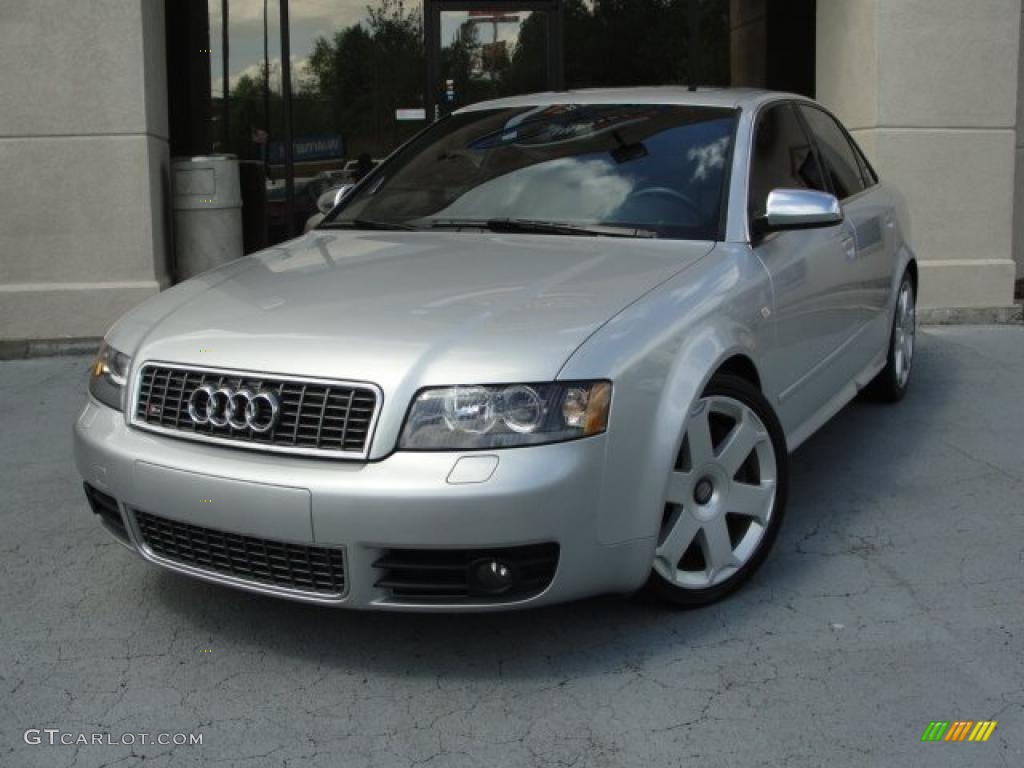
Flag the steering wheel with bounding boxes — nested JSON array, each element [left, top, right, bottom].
[[625, 187, 702, 225]]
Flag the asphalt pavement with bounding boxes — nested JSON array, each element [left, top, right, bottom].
[[1, 325, 1021, 768]]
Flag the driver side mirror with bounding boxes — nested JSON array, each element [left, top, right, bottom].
[[753, 189, 843, 238], [317, 184, 354, 215]]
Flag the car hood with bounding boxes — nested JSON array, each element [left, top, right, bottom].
[[111, 230, 712, 451]]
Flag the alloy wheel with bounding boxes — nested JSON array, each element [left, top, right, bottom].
[[654, 396, 778, 589], [893, 280, 916, 389]]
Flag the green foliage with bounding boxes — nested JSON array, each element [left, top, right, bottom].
[[564, 0, 730, 89], [303, 0, 425, 158], [218, 70, 283, 160], [221, 0, 425, 161]]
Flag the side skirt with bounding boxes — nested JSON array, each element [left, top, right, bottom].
[[786, 348, 887, 453]]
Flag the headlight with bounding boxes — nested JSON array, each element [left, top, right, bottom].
[[399, 381, 611, 450], [88, 342, 131, 411]]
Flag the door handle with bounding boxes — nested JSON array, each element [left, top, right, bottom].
[[839, 234, 857, 260]]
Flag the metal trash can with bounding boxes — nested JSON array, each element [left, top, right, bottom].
[[171, 154, 243, 280]]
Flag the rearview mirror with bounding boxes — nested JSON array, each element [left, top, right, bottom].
[[317, 184, 354, 215], [755, 189, 842, 236]]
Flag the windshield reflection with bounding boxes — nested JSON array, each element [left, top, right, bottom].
[[435, 156, 636, 223], [328, 104, 739, 241]]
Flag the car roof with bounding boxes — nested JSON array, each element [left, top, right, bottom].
[[455, 86, 806, 113]]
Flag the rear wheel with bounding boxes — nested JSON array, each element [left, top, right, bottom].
[[643, 374, 788, 607], [865, 272, 916, 402]]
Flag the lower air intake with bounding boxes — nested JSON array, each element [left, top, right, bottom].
[[374, 544, 559, 603], [133, 510, 346, 598], [83, 483, 129, 542]]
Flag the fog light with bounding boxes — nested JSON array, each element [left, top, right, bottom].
[[469, 558, 518, 595]]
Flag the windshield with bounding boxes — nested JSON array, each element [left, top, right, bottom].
[[325, 104, 738, 240]]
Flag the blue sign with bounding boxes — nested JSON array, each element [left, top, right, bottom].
[[268, 134, 345, 164]]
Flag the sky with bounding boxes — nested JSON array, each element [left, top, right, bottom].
[[208, 0, 372, 96]]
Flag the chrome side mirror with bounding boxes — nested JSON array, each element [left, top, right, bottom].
[[755, 189, 843, 236], [317, 184, 354, 215]]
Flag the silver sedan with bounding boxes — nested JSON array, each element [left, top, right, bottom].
[[74, 88, 917, 611]]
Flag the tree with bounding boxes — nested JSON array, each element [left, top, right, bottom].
[[221, 71, 284, 159], [504, 11, 548, 95], [563, 0, 730, 89], [303, 0, 424, 158]]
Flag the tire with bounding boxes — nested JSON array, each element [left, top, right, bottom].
[[864, 271, 916, 403], [642, 374, 789, 608]]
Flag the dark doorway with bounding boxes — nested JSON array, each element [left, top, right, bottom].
[[766, 0, 816, 97], [425, 1, 564, 120], [731, 0, 816, 97], [165, 1, 211, 157]]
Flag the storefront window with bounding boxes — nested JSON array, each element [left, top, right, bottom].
[[206, 0, 425, 245], [438, 9, 549, 111], [296, 1, 425, 160], [208, 0, 283, 160], [179, 0, 733, 252]]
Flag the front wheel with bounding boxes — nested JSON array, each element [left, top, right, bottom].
[[643, 374, 789, 607]]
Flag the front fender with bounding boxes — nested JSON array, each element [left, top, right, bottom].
[[559, 244, 773, 546]]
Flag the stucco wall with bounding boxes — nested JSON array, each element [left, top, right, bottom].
[[818, 0, 1020, 310], [0, 0, 169, 341]]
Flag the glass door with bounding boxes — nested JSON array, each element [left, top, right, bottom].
[[426, 1, 563, 120]]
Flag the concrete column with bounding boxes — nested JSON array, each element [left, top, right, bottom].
[[818, 0, 1021, 315], [0, 0, 169, 343], [1015, 5, 1024, 283]]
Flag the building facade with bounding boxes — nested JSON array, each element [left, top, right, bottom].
[[1, 0, 1021, 347]]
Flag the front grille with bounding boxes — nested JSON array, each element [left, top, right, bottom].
[[132, 364, 379, 457], [374, 544, 559, 602], [84, 483, 129, 542], [134, 510, 346, 597]]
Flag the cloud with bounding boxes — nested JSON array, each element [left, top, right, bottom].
[[207, 0, 380, 95], [438, 157, 635, 222], [212, 55, 314, 97], [688, 136, 730, 181], [209, 0, 366, 33]]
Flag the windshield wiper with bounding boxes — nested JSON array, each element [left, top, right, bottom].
[[431, 218, 657, 239], [489, 219, 658, 238], [322, 218, 419, 232]]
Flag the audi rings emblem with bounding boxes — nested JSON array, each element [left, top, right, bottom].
[[188, 385, 281, 433]]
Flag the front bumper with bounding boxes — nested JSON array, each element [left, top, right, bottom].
[[73, 399, 654, 611]]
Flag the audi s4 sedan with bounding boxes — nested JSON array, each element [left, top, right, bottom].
[[75, 88, 917, 611]]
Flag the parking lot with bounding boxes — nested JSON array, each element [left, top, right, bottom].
[[1, 325, 1021, 768]]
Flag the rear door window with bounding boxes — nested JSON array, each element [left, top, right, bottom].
[[798, 105, 870, 200]]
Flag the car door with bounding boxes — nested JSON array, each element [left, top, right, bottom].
[[747, 102, 861, 436], [797, 104, 892, 339]]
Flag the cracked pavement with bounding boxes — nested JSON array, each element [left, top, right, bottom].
[[0, 325, 1021, 767]]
